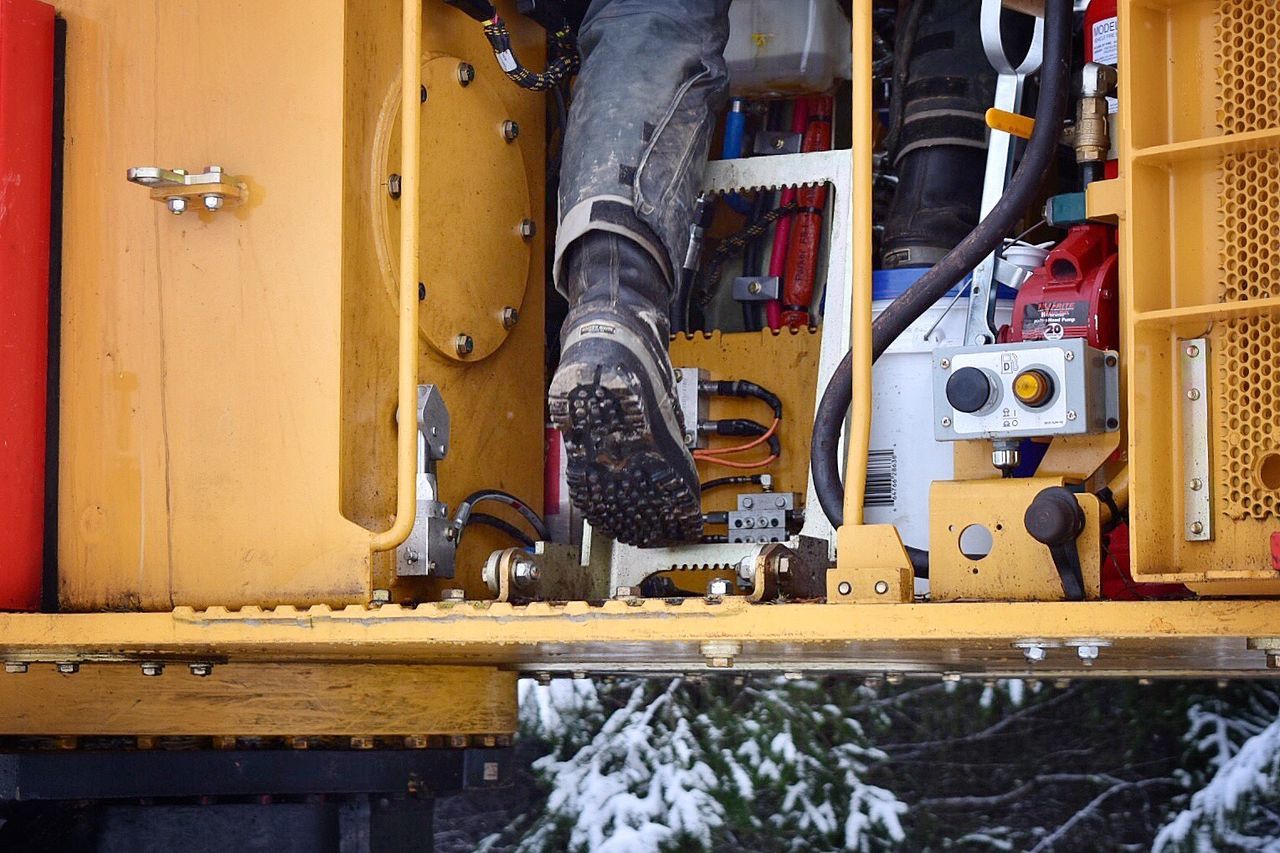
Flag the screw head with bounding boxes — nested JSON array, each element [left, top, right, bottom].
[[939, 358, 951, 369], [454, 334, 474, 356], [501, 306, 520, 329], [1066, 410, 1078, 421], [57, 662, 80, 674], [1064, 350, 1075, 361], [387, 173, 402, 199], [457, 62, 475, 86], [441, 588, 465, 602], [1022, 644, 1047, 662], [140, 662, 165, 677], [189, 663, 214, 677], [771, 136, 785, 150], [1186, 344, 1200, 358], [1190, 478, 1204, 491], [707, 578, 732, 597], [747, 280, 762, 295], [4, 662, 28, 674], [1076, 644, 1100, 664], [742, 497, 754, 509], [1187, 388, 1201, 401], [167, 196, 187, 215], [202, 194, 224, 211], [836, 581, 853, 596], [1191, 521, 1205, 535], [941, 416, 952, 428], [874, 580, 890, 595], [404, 548, 420, 564], [371, 588, 392, 604], [501, 120, 520, 142], [775, 497, 786, 508], [519, 219, 537, 241]]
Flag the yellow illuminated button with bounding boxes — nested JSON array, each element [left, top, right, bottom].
[[1013, 369, 1054, 407]]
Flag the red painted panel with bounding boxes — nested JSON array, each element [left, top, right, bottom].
[[0, 0, 56, 611]]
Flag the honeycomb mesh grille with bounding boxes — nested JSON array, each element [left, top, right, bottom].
[[1213, 0, 1280, 522], [1215, 0, 1280, 135]]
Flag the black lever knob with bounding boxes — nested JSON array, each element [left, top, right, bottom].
[[1025, 486, 1086, 601]]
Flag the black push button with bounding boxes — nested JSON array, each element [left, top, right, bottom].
[[945, 367, 993, 414]]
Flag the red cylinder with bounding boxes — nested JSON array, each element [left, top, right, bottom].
[[0, 0, 56, 611], [780, 95, 832, 328]]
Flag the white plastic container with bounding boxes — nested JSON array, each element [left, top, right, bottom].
[[864, 292, 1013, 553], [725, 0, 853, 97]]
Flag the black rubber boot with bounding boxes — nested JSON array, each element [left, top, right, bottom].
[[548, 0, 729, 546], [549, 233, 701, 546]]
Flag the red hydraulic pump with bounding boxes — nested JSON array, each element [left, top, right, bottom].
[[0, 0, 56, 611], [780, 95, 832, 328], [1006, 223, 1119, 351]]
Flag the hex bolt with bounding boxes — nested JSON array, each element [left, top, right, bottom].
[[189, 663, 214, 677], [837, 581, 853, 596], [512, 559, 540, 587], [519, 218, 537, 241], [404, 548, 420, 564], [614, 586, 641, 599], [501, 120, 520, 142], [1021, 644, 1047, 663], [441, 588, 466, 602], [706, 578, 732, 598], [774, 497, 786, 508], [202, 194, 224, 212], [167, 196, 187, 215], [454, 334, 474, 356], [456, 62, 475, 86], [501, 306, 520, 329], [885, 672, 904, 685], [387, 173, 402, 199], [371, 588, 392, 605], [941, 672, 961, 683], [535, 671, 552, 686], [57, 662, 80, 675], [1054, 677, 1072, 688], [874, 580, 890, 595], [863, 675, 883, 690], [4, 662, 28, 674], [140, 662, 165, 677], [1076, 644, 1100, 665]]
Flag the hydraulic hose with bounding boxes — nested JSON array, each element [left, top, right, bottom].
[[811, 0, 1073, 528]]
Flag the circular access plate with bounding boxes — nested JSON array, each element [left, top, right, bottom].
[[372, 54, 532, 362]]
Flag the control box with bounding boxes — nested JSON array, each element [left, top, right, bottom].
[[931, 339, 1120, 441]]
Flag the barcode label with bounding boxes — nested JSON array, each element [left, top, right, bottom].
[[865, 449, 897, 508]]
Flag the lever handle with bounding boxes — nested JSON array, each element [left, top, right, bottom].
[[1024, 486, 1086, 601]]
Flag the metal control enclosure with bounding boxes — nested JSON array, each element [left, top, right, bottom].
[[932, 339, 1120, 441]]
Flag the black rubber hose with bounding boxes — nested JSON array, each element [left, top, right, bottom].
[[810, 0, 1073, 529], [700, 474, 764, 493], [906, 546, 929, 580], [453, 489, 549, 542], [467, 512, 536, 548]]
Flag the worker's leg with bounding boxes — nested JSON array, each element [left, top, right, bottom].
[[548, 0, 730, 546]]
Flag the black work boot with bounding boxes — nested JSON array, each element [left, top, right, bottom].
[[549, 232, 701, 546]]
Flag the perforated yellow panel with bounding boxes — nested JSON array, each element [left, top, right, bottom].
[[1217, 151, 1280, 303], [1216, 0, 1280, 135]]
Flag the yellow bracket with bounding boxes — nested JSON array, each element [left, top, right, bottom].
[[829, 525, 914, 604]]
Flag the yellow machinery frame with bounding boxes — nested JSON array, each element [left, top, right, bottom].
[[2, 0, 1280, 738]]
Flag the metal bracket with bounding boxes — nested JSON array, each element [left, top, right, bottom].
[[702, 148, 852, 550], [672, 367, 708, 449], [965, 0, 1045, 345], [483, 541, 608, 603], [126, 165, 247, 215], [396, 385, 456, 577], [731, 275, 782, 302], [1181, 338, 1212, 541]]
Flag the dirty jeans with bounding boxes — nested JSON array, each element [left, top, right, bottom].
[[553, 0, 731, 299]]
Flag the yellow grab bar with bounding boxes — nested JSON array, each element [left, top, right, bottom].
[[372, 0, 423, 551], [842, 0, 874, 527]]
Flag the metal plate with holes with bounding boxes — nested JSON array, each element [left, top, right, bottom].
[[1182, 338, 1212, 541], [933, 339, 1120, 441], [373, 54, 532, 362]]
